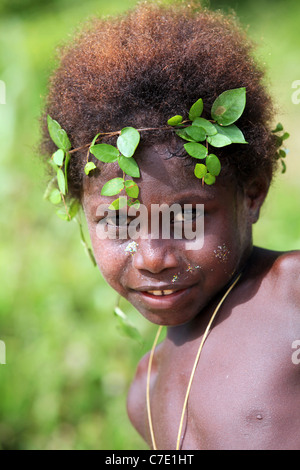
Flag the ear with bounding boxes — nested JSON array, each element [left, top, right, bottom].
[[244, 175, 270, 224]]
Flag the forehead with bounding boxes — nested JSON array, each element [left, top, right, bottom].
[[82, 141, 236, 208]]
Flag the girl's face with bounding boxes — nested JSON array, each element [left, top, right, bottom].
[[82, 142, 263, 326]]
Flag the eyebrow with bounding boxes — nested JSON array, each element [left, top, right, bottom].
[[166, 190, 216, 205]]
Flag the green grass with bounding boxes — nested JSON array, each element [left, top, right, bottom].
[[0, 0, 299, 450]]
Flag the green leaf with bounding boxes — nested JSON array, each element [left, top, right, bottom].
[[84, 161, 97, 175], [127, 199, 140, 209], [211, 88, 246, 126], [101, 178, 124, 196], [57, 168, 66, 195], [189, 98, 203, 121], [272, 123, 283, 133], [124, 180, 139, 198], [281, 132, 290, 141], [48, 188, 62, 205], [90, 144, 119, 162], [185, 126, 206, 142], [176, 129, 197, 142], [56, 199, 80, 221], [167, 115, 183, 126], [90, 132, 101, 147], [43, 176, 58, 200], [108, 196, 127, 210], [118, 155, 140, 178], [117, 127, 140, 158], [48, 158, 58, 172], [207, 133, 231, 148], [194, 163, 207, 179], [206, 154, 221, 176], [114, 306, 143, 343], [281, 159, 287, 174], [47, 115, 71, 151], [213, 124, 247, 144], [204, 173, 216, 185], [192, 118, 217, 136], [52, 149, 65, 166], [184, 142, 208, 159]]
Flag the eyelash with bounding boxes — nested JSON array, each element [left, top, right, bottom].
[[100, 208, 203, 228]]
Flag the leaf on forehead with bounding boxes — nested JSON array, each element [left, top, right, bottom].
[[206, 154, 221, 176], [189, 98, 204, 121], [211, 87, 246, 126], [108, 196, 127, 210], [213, 124, 247, 144], [204, 173, 216, 185], [84, 161, 97, 175], [184, 142, 208, 159], [101, 177, 124, 196], [124, 180, 139, 198], [118, 155, 140, 178], [90, 144, 119, 162], [194, 163, 207, 179], [185, 126, 206, 142], [47, 115, 71, 152], [117, 127, 140, 158], [176, 129, 197, 142], [192, 118, 217, 136], [207, 133, 231, 148]]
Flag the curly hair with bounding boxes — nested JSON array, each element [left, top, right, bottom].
[[41, 0, 278, 200]]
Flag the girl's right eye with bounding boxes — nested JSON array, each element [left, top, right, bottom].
[[106, 211, 130, 227]]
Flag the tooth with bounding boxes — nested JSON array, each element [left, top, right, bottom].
[[149, 290, 163, 296], [163, 290, 174, 295]]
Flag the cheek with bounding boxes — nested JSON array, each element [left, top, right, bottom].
[[88, 227, 128, 292]]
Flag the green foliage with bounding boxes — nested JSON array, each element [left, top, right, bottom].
[[117, 127, 140, 158], [211, 87, 246, 126], [168, 88, 248, 184]]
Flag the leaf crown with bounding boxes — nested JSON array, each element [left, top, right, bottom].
[[45, 86, 289, 221]]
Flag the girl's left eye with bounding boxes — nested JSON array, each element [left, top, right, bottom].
[[173, 208, 202, 223], [106, 212, 130, 227]]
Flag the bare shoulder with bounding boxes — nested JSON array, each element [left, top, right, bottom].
[[269, 249, 300, 299]]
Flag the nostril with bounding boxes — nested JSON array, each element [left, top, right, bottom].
[[132, 243, 178, 274]]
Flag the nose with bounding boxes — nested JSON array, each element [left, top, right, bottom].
[[132, 238, 178, 274]]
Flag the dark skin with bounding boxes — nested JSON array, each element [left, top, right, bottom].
[[82, 141, 300, 450]]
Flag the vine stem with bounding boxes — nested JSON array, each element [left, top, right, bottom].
[[68, 124, 190, 155]]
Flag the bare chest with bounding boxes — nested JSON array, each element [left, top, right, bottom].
[[143, 304, 300, 450]]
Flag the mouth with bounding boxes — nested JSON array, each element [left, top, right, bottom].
[[129, 284, 197, 309], [144, 289, 179, 296]]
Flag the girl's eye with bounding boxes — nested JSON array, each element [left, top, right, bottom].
[[173, 208, 202, 224], [106, 212, 130, 227]]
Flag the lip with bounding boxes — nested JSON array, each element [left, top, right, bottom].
[[129, 283, 196, 309]]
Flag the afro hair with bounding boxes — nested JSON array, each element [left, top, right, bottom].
[[41, 0, 278, 200]]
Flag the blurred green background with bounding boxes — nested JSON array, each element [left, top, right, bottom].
[[0, 0, 299, 450]]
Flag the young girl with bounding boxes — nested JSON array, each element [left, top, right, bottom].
[[41, 1, 300, 450]]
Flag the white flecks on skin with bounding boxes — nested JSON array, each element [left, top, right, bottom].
[[213, 244, 231, 263], [125, 241, 139, 255], [171, 265, 201, 283]]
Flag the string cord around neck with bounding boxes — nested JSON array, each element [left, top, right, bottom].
[[146, 271, 242, 451]]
